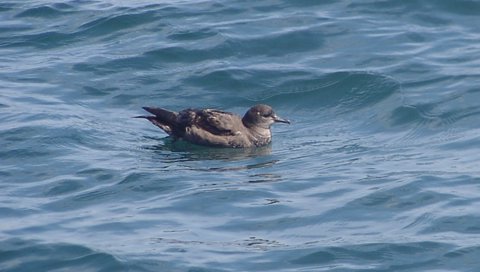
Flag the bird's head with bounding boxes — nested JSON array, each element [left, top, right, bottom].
[[242, 104, 290, 129]]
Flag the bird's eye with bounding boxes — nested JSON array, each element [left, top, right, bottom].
[[262, 111, 272, 117]]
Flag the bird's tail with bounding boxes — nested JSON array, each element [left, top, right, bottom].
[[141, 107, 178, 124], [135, 107, 179, 136]]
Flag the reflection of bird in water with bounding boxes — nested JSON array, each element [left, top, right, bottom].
[[141, 138, 274, 162], [136, 104, 290, 148]]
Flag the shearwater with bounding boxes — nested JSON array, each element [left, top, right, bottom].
[[136, 104, 290, 148]]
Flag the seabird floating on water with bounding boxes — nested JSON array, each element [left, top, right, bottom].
[[136, 104, 290, 148]]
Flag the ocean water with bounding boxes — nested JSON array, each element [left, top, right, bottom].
[[1, 0, 480, 271]]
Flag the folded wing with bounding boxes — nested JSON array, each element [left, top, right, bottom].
[[196, 109, 241, 136]]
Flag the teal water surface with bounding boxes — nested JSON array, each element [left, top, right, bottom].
[[1, 1, 480, 271]]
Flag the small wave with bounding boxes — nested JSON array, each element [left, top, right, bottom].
[[2, 31, 76, 49], [44, 178, 84, 197], [78, 10, 159, 37], [227, 28, 324, 57], [15, 3, 74, 18], [422, 215, 480, 235], [262, 71, 400, 113], [167, 27, 218, 41], [388, 87, 480, 145], [0, 238, 128, 272], [289, 241, 453, 269]]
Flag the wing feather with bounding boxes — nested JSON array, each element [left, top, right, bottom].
[[198, 109, 241, 136]]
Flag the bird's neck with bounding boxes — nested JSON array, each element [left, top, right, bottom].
[[248, 126, 272, 145]]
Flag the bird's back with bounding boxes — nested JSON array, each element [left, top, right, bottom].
[[177, 109, 255, 147], [179, 109, 240, 135]]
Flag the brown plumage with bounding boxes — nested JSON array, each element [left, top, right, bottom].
[[136, 104, 290, 148]]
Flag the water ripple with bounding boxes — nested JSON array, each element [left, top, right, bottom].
[[0, 239, 130, 272]]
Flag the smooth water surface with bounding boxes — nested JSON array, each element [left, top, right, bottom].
[[1, 1, 480, 271]]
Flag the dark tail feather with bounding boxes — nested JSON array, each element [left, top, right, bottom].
[[135, 107, 179, 136], [142, 107, 178, 124]]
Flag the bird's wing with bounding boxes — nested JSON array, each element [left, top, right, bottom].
[[197, 109, 242, 136]]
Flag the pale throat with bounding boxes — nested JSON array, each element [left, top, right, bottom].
[[249, 126, 271, 139]]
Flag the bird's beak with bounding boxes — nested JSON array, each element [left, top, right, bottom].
[[273, 115, 291, 124]]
